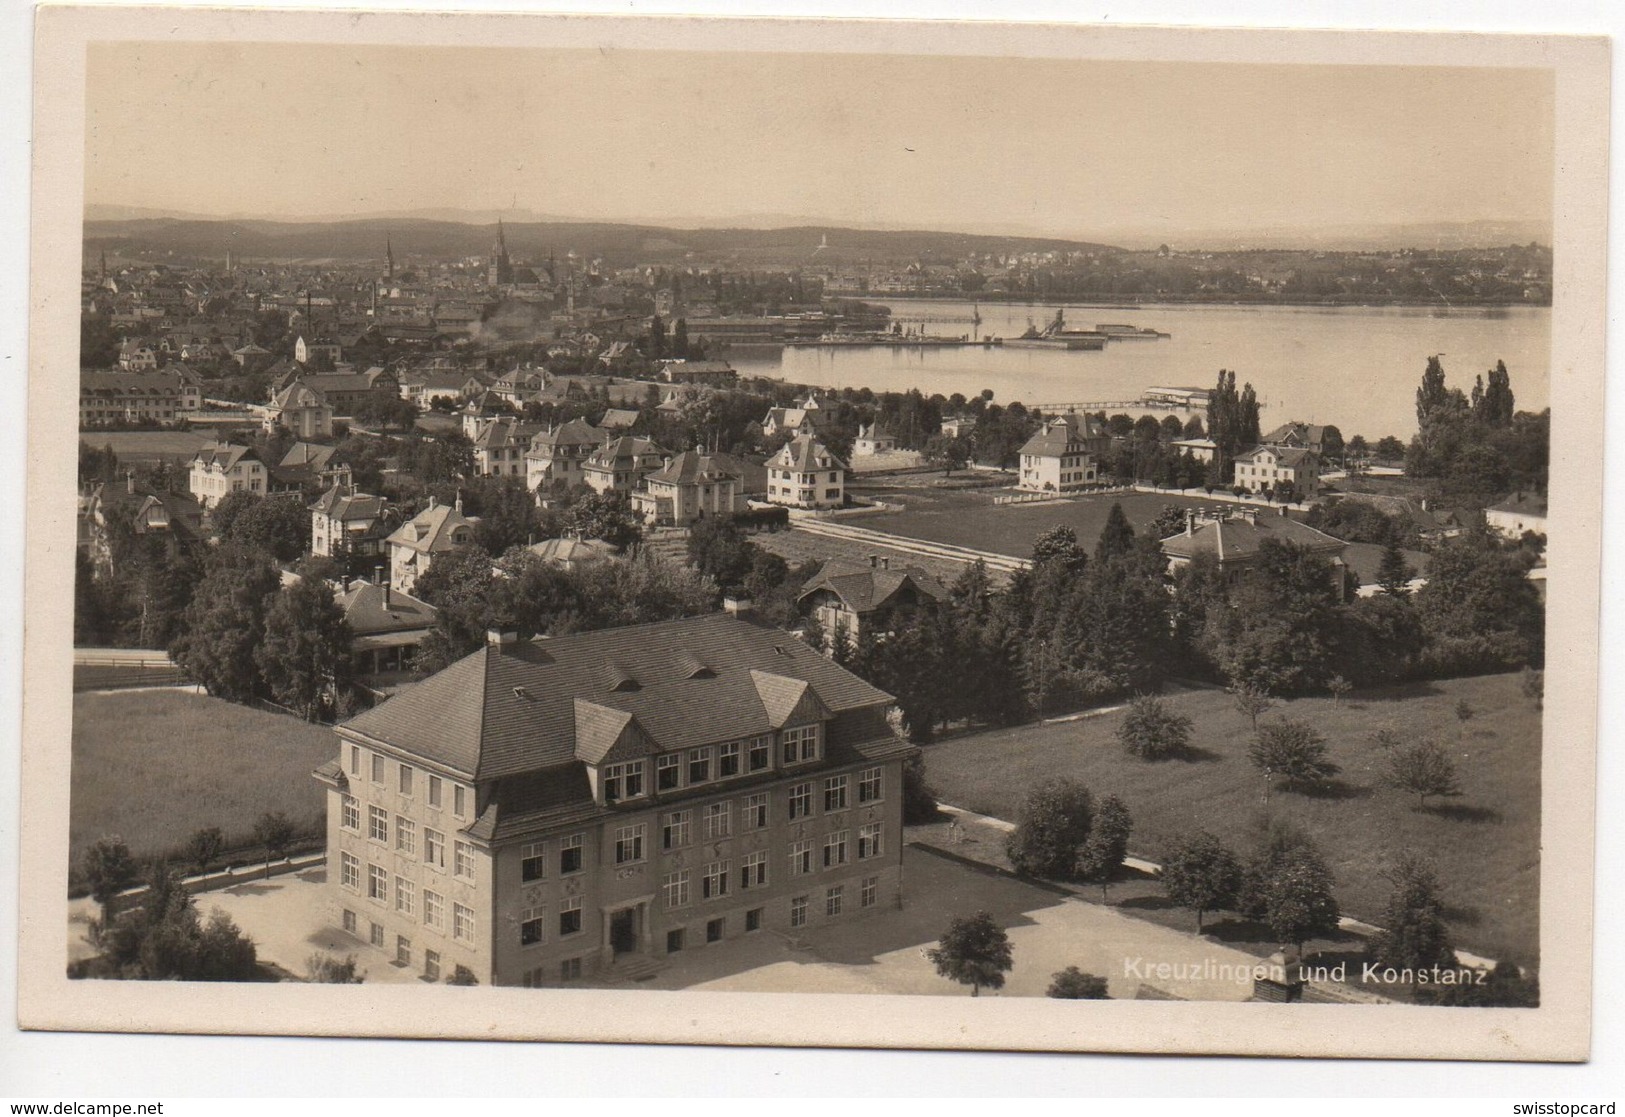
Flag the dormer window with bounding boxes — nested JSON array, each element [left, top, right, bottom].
[[781, 724, 821, 765], [603, 760, 645, 804]]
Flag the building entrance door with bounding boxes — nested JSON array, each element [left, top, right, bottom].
[[609, 907, 638, 955]]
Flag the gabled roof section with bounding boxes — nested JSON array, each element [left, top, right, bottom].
[[750, 670, 833, 729], [572, 700, 656, 764], [340, 649, 493, 777]]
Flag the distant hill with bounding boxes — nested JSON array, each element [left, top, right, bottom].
[[81, 216, 1123, 265]]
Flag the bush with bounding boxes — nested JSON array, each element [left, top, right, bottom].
[[1005, 778, 1093, 880], [306, 952, 365, 984], [1248, 718, 1339, 794], [1115, 694, 1193, 761], [446, 965, 479, 986], [1046, 966, 1110, 999]]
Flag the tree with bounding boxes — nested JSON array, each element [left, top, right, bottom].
[[1248, 718, 1340, 796], [468, 476, 542, 556], [220, 493, 312, 563], [1094, 503, 1136, 564], [307, 952, 366, 983], [923, 433, 970, 476], [1521, 667, 1544, 709], [900, 752, 941, 825], [91, 863, 259, 982], [926, 911, 1014, 996], [83, 837, 139, 923], [1454, 698, 1475, 742], [1115, 694, 1192, 761], [253, 811, 297, 879], [256, 573, 354, 721], [562, 489, 642, 553], [1159, 831, 1243, 932], [1385, 740, 1462, 809], [1327, 675, 1353, 706], [1075, 795, 1132, 901], [184, 827, 225, 876], [1005, 778, 1093, 880], [1253, 844, 1341, 952], [169, 543, 282, 702], [1376, 539, 1416, 597], [446, 965, 480, 986], [1415, 960, 1538, 1008], [1031, 525, 1086, 573], [1371, 854, 1456, 972], [687, 515, 756, 593], [1046, 967, 1110, 999], [1231, 682, 1273, 732], [1415, 535, 1544, 670]]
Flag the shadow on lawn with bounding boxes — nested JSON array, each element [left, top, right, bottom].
[[1426, 803, 1503, 824], [1294, 778, 1373, 801], [220, 881, 281, 897]]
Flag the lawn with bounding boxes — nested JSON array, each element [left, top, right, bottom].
[[70, 689, 338, 871], [918, 672, 1541, 967]]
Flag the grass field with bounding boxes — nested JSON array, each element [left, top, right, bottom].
[[77, 430, 215, 462], [70, 690, 337, 869], [919, 672, 1541, 966]]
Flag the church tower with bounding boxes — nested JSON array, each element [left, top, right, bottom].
[[488, 219, 513, 286], [385, 234, 395, 281]]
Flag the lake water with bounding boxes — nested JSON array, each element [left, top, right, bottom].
[[727, 300, 1550, 440]]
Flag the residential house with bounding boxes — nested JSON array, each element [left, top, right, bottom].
[[117, 339, 160, 371], [1260, 422, 1330, 456], [386, 497, 480, 593], [275, 442, 354, 496], [312, 613, 911, 986], [599, 408, 641, 432], [766, 435, 846, 510], [400, 371, 487, 410], [295, 368, 402, 415], [655, 358, 738, 386], [337, 580, 439, 682], [1485, 493, 1548, 542], [583, 436, 667, 495], [632, 450, 746, 526], [798, 558, 946, 648], [1016, 412, 1111, 493], [294, 334, 343, 366], [526, 536, 619, 571], [1159, 508, 1349, 599], [853, 423, 897, 457], [311, 486, 392, 567], [1170, 438, 1218, 464], [264, 380, 336, 440], [939, 415, 976, 439], [490, 367, 550, 408], [83, 474, 204, 577], [473, 417, 538, 480], [1232, 444, 1321, 499], [761, 394, 824, 440], [525, 419, 606, 493], [188, 441, 267, 510]]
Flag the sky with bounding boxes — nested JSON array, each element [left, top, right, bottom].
[[84, 42, 1556, 240]]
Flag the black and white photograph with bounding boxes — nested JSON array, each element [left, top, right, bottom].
[[12, 5, 1610, 1069]]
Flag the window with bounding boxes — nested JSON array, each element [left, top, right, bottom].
[[453, 784, 467, 818], [521, 842, 546, 882], [826, 885, 845, 917], [341, 795, 360, 832], [614, 824, 646, 865], [423, 890, 444, 930], [662, 810, 692, 851], [861, 876, 879, 909], [559, 897, 582, 937], [395, 877, 415, 917], [748, 736, 771, 772], [823, 775, 849, 812], [370, 921, 385, 948], [424, 950, 441, 982], [340, 852, 360, 891], [520, 907, 545, 947], [666, 929, 685, 954], [706, 917, 725, 944], [746, 907, 763, 933], [428, 775, 442, 809], [789, 839, 813, 876], [664, 870, 691, 910], [368, 805, 389, 843], [702, 860, 730, 901], [560, 834, 584, 875], [823, 831, 849, 869], [347, 746, 360, 776], [396, 817, 416, 856], [371, 754, 385, 785], [603, 761, 645, 803], [858, 767, 883, 804], [687, 747, 712, 785], [782, 725, 817, 764], [718, 741, 741, 778], [424, 828, 445, 871], [452, 903, 475, 943], [743, 793, 769, 830], [342, 908, 357, 935], [453, 841, 475, 881], [396, 936, 411, 966], [740, 851, 768, 890], [656, 753, 682, 791], [398, 764, 414, 796], [790, 895, 809, 929], [367, 864, 388, 904], [859, 823, 884, 861], [703, 801, 731, 840], [788, 782, 813, 820], [559, 957, 582, 982]]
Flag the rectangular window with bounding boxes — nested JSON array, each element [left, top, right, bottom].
[[718, 741, 741, 778], [452, 903, 475, 943], [823, 775, 849, 813], [424, 950, 441, 982], [396, 817, 416, 856], [859, 823, 884, 861], [559, 897, 582, 937], [656, 753, 682, 791], [520, 907, 545, 947], [340, 852, 360, 892], [371, 754, 385, 785], [424, 828, 445, 871], [745, 907, 763, 933], [666, 928, 685, 954], [789, 839, 813, 876], [740, 851, 768, 890], [858, 767, 883, 804], [428, 775, 442, 809], [823, 831, 849, 869], [342, 908, 357, 935], [861, 876, 879, 909], [788, 782, 813, 820], [790, 895, 809, 929], [367, 863, 389, 904], [341, 795, 360, 832], [706, 917, 725, 944], [423, 889, 444, 930], [743, 792, 769, 830], [554, 833, 584, 877], [453, 784, 467, 818], [370, 921, 385, 948], [559, 957, 582, 982], [347, 745, 360, 776], [703, 801, 732, 840], [603, 761, 645, 803], [453, 841, 475, 881], [688, 747, 713, 785], [521, 842, 546, 882], [368, 805, 389, 843], [748, 735, 771, 772], [702, 861, 730, 900], [826, 885, 845, 918], [614, 824, 646, 865], [395, 877, 416, 917], [663, 870, 691, 910], [398, 764, 414, 797], [662, 809, 692, 851]]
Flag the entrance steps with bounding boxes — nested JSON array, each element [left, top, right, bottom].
[[603, 954, 666, 984]]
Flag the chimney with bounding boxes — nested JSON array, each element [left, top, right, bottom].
[[486, 629, 518, 652], [427, 495, 437, 510], [1184, 509, 1194, 536], [127, 469, 136, 495], [455, 490, 464, 515], [722, 595, 753, 615], [383, 582, 392, 608]]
